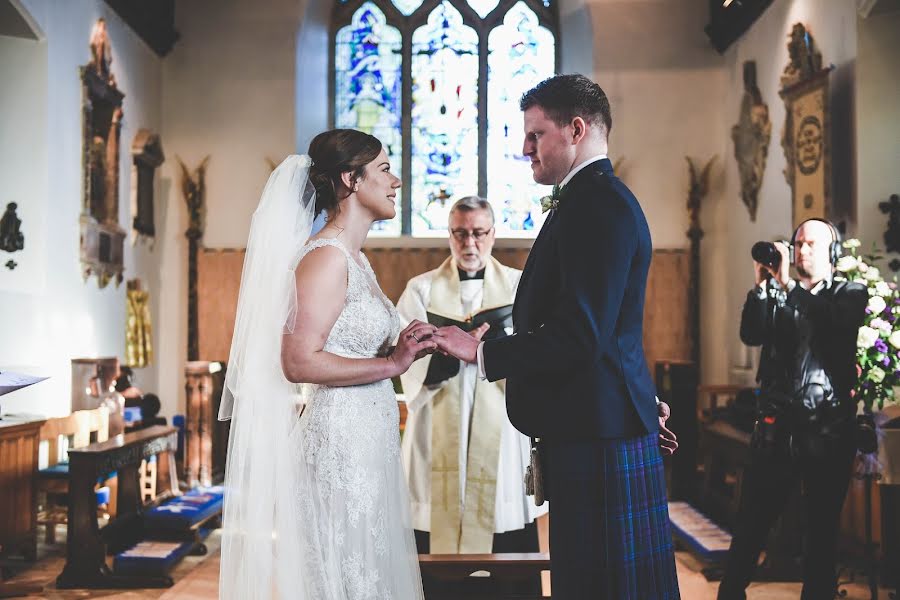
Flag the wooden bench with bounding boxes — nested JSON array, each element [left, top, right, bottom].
[[56, 425, 180, 589], [419, 552, 550, 599]]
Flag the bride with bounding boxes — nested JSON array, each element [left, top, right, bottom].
[[218, 129, 436, 599]]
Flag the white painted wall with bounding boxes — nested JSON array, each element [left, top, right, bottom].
[[856, 8, 900, 255], [0, 0, 163, 417], [157, 0, 303, 417]]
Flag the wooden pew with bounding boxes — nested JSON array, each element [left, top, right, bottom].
[[56, 425, 179, 589], [419, 552, 550, 599], [36, 406, 109, 544]]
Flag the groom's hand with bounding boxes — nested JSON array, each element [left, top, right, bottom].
[[658, 401, 678, 456], [433, 326, 479, 364]]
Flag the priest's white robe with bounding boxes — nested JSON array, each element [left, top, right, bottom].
[[397, 261, 548, 535]]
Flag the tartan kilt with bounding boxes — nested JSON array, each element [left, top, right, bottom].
[[547, 431, 680, 599]]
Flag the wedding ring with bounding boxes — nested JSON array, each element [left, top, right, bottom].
[[410, 333, 420, 342]]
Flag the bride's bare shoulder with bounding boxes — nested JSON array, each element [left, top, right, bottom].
[[295, 240, 347, 288]]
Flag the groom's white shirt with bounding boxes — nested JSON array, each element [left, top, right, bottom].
[[475, 153, 608, 379]]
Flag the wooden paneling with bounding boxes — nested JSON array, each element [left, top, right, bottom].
[[644, 249, 692, 368], [198, 246, 691, 373], [197, 249, 245, 362], [0, 417, 45, 561]]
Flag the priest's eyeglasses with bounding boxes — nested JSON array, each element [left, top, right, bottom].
[[450, 228, 493, 242]]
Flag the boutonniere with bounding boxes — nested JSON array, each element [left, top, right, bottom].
[[540, 183, 561, 213]]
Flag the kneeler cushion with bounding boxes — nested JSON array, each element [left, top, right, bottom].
[[144, 485, 224, 530], [114, 540, 194, 576]]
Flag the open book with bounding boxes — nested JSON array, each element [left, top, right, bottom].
[[426, 304, 513, 334]]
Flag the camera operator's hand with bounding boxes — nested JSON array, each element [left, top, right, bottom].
[[753, 260, 770, 286], [754, 242, 792, 288], [769, 241, 792, 287]]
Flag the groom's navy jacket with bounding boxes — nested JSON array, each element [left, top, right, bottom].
[[483, 159, 657, 440]]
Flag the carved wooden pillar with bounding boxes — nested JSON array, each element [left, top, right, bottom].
[[179, 156, 209, 362], [184, 361, 217, 488], [685, 156, 716, 372]]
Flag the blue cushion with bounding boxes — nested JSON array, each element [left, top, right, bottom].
[[124, 406, 142, 424], [95, 486, 111, 505], [38, 462, 70, 478], [114, 540, 194, 576], [144, 485, 224, 530], [39, 462, 117, 484]]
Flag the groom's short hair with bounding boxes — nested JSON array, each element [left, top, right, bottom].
[[520, 74, 612, 137]]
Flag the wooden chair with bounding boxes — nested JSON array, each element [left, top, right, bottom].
[[36, 407, 110, 544]]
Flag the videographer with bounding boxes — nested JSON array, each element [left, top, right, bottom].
[[718, 218, 868, 600]]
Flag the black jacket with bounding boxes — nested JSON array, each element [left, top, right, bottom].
[[483, 159, 656, 441], [741, 277, 867, 421]]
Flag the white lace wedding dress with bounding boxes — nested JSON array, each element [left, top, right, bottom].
[[291, 237, 424, 600]]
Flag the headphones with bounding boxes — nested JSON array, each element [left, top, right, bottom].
[[789, 218, 842, 266]]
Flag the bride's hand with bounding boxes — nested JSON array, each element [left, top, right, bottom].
[[389, 320, 438, 375]]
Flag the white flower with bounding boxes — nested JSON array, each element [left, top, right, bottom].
[[870, 366, 886, 384], [889, 330, 900, 350], [858, 326, 880, 349], [843, 238, 862, 249], [876, 281, 893, 297], [855, 277, 869, 285], [871, 318, 892, 334], [869, 295, 887, 315], [865, 267, 881, 281], [836, 255, 858, 272], [858, 261, 869, 272]]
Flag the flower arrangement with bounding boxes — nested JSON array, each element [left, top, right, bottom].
[[836, 239, 900, 411]]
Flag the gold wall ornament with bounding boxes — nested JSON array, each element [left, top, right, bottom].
[[178, 156, 211, 362], [731, 61, 771, 222], [780, 23, 823, 89], [686, 155, 716, 371], [80, 18, 126, 288], [779, 23, 832, 229], [125, 278, 153, 368]]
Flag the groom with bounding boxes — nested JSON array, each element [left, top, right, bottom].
[[434, 74, 680, 598]]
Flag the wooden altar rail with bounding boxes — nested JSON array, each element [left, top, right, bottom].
[[419, 552, 550, 599], [57, 425, 179, 589]]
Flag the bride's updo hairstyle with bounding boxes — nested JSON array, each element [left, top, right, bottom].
[[307, 129, 382, 215]]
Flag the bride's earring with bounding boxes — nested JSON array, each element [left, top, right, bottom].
[[352, 183, 359, 193]]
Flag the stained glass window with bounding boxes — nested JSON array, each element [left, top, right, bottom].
[[410, 2, 479, 236], [335, 2, 403, 235], [487, 1, 556, 236], [331, 0, 557, 237], [467, 0, 500, 18], [392, 0, 422, 15]]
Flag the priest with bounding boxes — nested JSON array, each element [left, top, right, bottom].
[[397, 196, 547, 556]]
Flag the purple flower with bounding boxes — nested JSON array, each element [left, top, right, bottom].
[[883, 356, 891, 367], [875, 339, 889, 353]]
